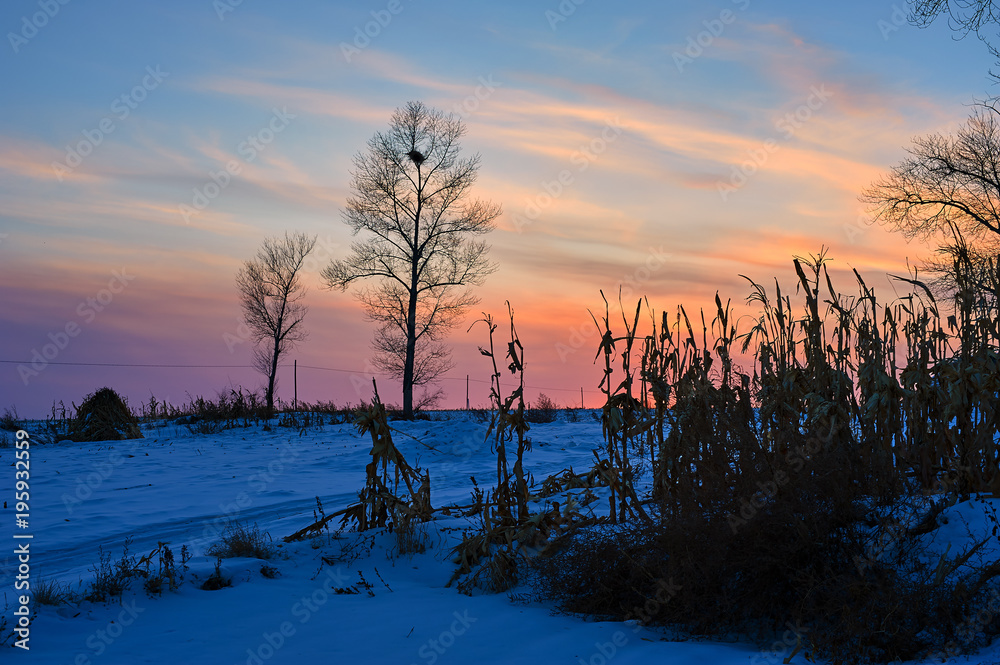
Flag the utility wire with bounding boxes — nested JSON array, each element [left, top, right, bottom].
[[0, 359, 588, 394], [0, 361, 250, 368]]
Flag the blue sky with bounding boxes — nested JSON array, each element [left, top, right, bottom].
[[1, 0, 996, 416]]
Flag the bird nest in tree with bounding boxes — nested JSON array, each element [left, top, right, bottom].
[[69, 387, 143, 442]]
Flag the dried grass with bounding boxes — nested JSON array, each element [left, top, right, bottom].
[[69, 387, 142, 442]]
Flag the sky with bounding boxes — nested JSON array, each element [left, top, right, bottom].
[[1, 0, 997, 417]]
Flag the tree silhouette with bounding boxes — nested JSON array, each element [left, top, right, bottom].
[[862, 103, 1000, 298], [236, 232, 317, 415], [323, 101, 500, 417]]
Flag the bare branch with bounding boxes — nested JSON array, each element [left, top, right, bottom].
[[907, 0, 1000, 77], [863, 104, 1000, 303]]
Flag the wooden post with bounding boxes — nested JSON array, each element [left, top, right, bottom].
[[466, 374, 470, 410], [294, 359, 298, 411], [581, 387, 584, 409]]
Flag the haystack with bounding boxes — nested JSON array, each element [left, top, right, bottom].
[[68, 387, 143, 442]]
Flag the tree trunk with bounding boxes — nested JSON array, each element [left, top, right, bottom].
[[403, 287, 417, 418], [403, 165, 422, 419], [266, 335, 281, 418]]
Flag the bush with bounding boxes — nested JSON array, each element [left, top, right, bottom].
[[179, 387, 268, 434], [200, 557, 232, 591], [468, 407, 490, 423], [69, 387, 142, 442], [296, 400, 354, 423], [86, 539, 141, 602], [525, 393, 558, 424], [277, 411, 325, 429], [391, 507, 430, 556], [33, 577, 75, 606], [0, 406, 20, 432], [142, 575, 165, 596], [206, 522, 274, 560], [141, 543, 180, 596]]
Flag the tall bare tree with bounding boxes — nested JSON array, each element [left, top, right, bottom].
[[862, 103, 1000, 298], [323, 101, 500, 418], [236, 231, 317, 415]]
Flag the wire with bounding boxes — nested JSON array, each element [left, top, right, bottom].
[[0, 360, 251, 368], [0, 359, 589, 394]]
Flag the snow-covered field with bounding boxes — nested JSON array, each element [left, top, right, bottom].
[[4, 413, 1000, 664]]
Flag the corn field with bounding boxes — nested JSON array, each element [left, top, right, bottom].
[[594, 246, 1000, 512]]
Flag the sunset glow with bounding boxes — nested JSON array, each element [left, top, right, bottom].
[[1, 0, 995, 416]]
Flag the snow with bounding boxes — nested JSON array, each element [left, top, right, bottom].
[[4, 413, 1000, 664]]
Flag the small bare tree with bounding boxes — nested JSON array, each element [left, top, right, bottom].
[[862, 103, 1000, 297], [236, 232, 317, 415], [323, 101, 500, 417]]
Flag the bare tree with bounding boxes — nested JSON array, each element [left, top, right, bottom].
[[323, 101, 500, 418], [907, 0, 1000, 75], [862, 102, 1000, 296], [236, 232, 317, 415]]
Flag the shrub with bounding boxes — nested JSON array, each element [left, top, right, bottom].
[[206, 522, 274, 560], [136, 393, 185, 423], [525, 393, 558, 423], [296, 400, 354, 423], [391, 507, 430, 556], [140, 542, 180, 595], [0, 406, 20, 432], [200, 557, 232, 591], [142, 575, 165, 596], [278, 411, 325, 429], [179, 387, 268, 433], [69, 387, 142, 442], [468, 407, 490, 423], [86, 539, 141, 602], [33, 577, 74, 606]]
